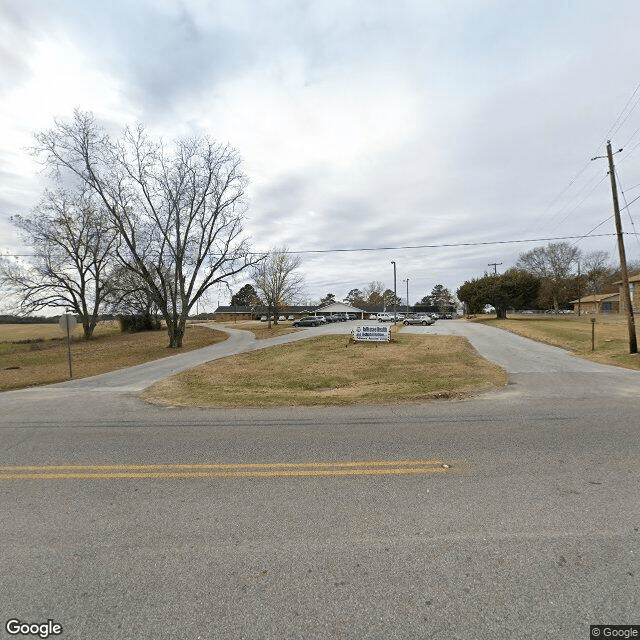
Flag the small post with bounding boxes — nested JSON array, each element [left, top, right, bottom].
[[66, 319, 73, 378], [591, 317, 596, 352], [59, 313, 76, 379]]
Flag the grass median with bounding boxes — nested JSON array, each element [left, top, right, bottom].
[[142, 333, 507, 407], [0, 323, 228, 391], [471, 314, 640, 369]]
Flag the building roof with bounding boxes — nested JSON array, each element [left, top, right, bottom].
[[570, 293, 619, 304], [315, 302, 366, 314], [613, 273, 640, 285], [214, 305, 316, 314]]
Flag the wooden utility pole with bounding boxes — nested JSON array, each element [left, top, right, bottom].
[[606, 140, 637, 354], [488, 262, 502, 275]]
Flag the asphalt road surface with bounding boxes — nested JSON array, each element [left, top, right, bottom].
[[1, 320, 638, 640]]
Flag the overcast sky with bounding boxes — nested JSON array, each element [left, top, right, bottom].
[[2, 0, 640, 309]]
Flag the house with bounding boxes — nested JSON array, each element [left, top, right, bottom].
[[613, 273, 640, 313], [570, 293, 620, 315]]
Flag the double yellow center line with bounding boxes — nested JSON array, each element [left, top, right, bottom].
[[0, 459, 456, 480]]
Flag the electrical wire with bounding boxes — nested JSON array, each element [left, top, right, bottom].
[[3, 232, 619, 261]]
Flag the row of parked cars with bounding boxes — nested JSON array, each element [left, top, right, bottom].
[[292, 313, 354, 327], [376, 312, 436, 325]]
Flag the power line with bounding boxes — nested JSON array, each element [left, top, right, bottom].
[[3, 233, 619, 261], [269, 234, 616, 255]]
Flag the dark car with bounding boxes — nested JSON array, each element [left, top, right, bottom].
[[292, 317, 320, 327]]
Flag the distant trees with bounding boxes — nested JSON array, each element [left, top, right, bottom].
[[382, 289, 402, 309], [230, 283, 260, 308], [362, 281, 385, 307], [319, 293, 336, 306], [516, 242, 580, 311], [252, 247, 304, 327], [420, 284, 456, 313], [457, 270, 540, 318], [581, 250, 614, 296], [344, 288, 365, 307], [34, 110, 259, 347], [0, 187, 117, 338]]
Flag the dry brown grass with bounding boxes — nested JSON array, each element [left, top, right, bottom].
[[472, 314, 640, 369], [0, 324, 227, 391], [143, 333, 507, 408]]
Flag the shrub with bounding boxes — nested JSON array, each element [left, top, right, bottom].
[[118, 313, 162, 333]]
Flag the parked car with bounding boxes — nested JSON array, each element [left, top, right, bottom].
[[287, 315, 295, 320], [292, 317, 320, 327], [314, 315, 327, 324], [376, 313, 394, 322], [259, 315, 268, 322], [403, 314, 435, 326], [327, 314, 347, 322]]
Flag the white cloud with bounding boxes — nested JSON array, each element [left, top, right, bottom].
[[3, 0, 640, 308]]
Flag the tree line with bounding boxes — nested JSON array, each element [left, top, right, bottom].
[[229, 280, 459, 320], [456, 242, 629, 317]]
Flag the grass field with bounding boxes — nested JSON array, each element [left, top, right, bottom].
[[142, 333, 507, 407], [0, 323, 228, 391], [472, 314, 640, 369]]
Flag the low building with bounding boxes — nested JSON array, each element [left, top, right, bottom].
[[212, 305, 316, 321], [570, 293, 620, 315]]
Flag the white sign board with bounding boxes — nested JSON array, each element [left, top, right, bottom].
[[353, 325, 390, 342]]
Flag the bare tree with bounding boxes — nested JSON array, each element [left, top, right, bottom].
[[363, 281, 385, 308], [516, 242, 580, 310], [35, 110, 260, 347], [252, 247, 304, 327], [582, 250, 613, 295], [0, 187, 117, 338]]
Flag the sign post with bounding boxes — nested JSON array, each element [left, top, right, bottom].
[[58, 314, 77, 378]]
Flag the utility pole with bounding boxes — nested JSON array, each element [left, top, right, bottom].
[[577, 261, 581, 317], [593, 141, 637, 353], [488, 262, 502, 275]]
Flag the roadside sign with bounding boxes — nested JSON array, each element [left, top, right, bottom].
[[58, 314, 77, 334], [353, 325, 390, 342], [58, 314, 77, 378]]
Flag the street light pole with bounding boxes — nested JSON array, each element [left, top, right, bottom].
[[391, 261, 397, 324], [404, 278, 409, 315]]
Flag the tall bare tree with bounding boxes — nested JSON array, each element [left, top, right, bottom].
[[35, 110, 260, 347], [252, 247, 304, 327], [1, 187, 117, 338], [582, 250, 613, 295], [516, 242, 580, 310]]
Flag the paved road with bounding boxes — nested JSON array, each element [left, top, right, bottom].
[[1, 320, 639, 640]]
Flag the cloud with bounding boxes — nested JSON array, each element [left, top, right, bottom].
[[3, 0, 640, 308]]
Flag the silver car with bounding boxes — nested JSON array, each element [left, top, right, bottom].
[[403, 314, 435, 326]]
